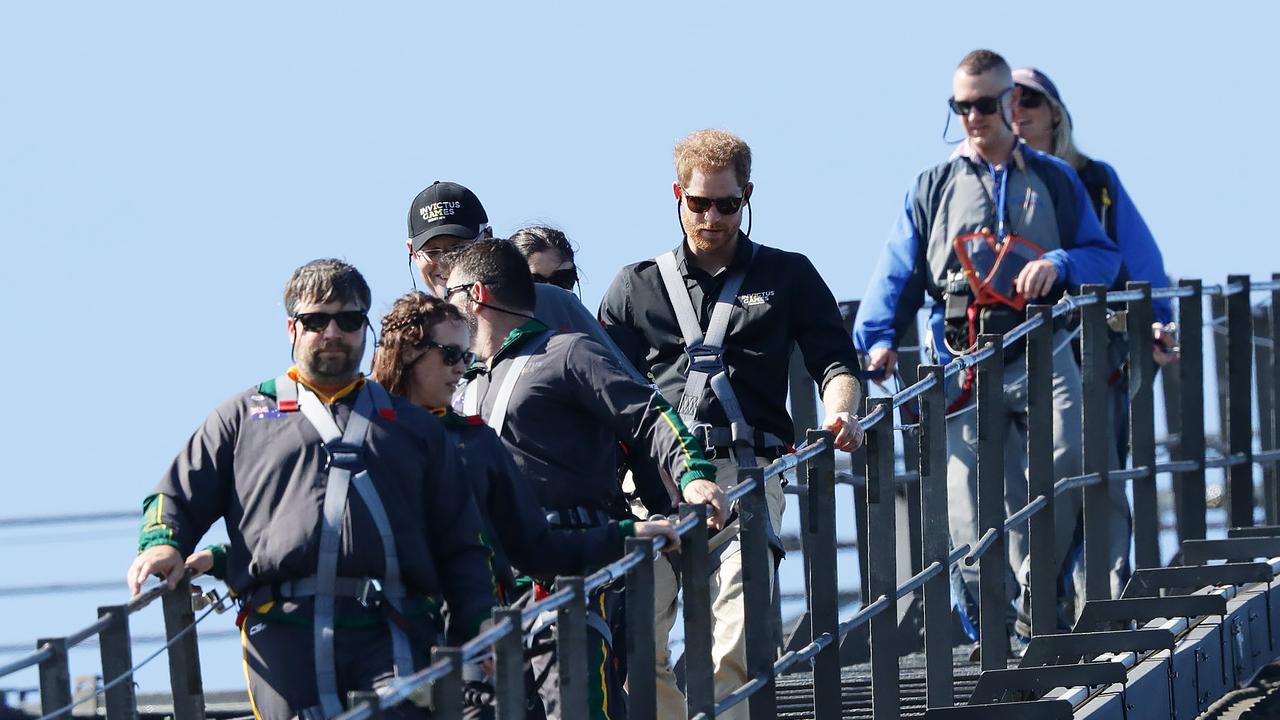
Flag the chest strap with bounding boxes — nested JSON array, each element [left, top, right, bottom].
[[655, 242, 760, 468], [277, 376, 413, 717], [464, 330, 555, 438]]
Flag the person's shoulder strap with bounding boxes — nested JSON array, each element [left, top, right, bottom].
[[274, 374, 299, 412], [654, 250, 705, 347], [702, 240, 755, 349], [485, 330, 554, 439]]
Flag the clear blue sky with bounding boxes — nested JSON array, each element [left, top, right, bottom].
[[1, 1, 1275, 697]]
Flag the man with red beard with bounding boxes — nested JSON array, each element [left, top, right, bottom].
[[598, 129, 863, 719]]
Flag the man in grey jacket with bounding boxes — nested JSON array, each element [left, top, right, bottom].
[[127, 259, 496, 720], [446, 239, 726, 720]]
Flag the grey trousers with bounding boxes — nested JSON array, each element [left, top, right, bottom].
[[946, 333, 1084, 622], [240, 613, 432, 720]]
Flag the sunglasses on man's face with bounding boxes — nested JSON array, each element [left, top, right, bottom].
[[680, 187, 746, 215], [1017, 88, 1046, 109], [415, 339, 477, 367], [532, 268, 578, 291], [293, 310, 368, 333], [948, 87, 1013, 116]]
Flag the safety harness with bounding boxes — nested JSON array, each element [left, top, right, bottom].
[[653, 241, 785, 469], [462, 330, 553, 436], [273, 377, 414, 718], [654, 242, 787, 567]]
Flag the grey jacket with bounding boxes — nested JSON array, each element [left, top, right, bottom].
[[140, 375, 497, 641]]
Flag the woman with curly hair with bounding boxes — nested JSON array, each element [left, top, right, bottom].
[[370, 291, 679, 597]]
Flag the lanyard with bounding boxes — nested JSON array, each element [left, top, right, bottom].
[[985, 161, 1009, 241]]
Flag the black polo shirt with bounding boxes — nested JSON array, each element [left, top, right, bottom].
[[598, 234, 857, 444]]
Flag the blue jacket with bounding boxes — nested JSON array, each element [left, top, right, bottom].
[[1079, 159, 1173, 325], [854, 142, 1121, 362]]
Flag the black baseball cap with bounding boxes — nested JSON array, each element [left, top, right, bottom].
[[407, 181, 489, 252]]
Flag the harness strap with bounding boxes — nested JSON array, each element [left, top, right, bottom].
[[654, 242, 760, 468], [294, 380, 412, 717], [467, 331, 554, 438], [276, 374, 299, 412], [462, 377, 480, 416]]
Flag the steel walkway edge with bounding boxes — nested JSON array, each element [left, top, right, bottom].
[[934, 555, 1280, 720]]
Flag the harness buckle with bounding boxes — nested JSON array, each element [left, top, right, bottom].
[[323, 443, 364, 471], [685, 345, 725, 374], [356, 578, 383, 609], [691, 422, 717, 461]]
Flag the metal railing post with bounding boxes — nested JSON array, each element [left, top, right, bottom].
[[161, 577, 205, 720], [1271, 273, 1280, 523], [679, 502, 715, 718], [976, 333, 1007, 670], [36, 637, 71, 718], [555, 576, 588, 720], [1081, 284, 1112, 602], [1227, 274, 1255, 526], [1025, 305, 1058, 633], [783, 340, 814, 645], [624, 537, 657, 720], [1177, 279, 1208, 542], [866, 397, 900, 719], [917, 365, 953, 707], [430, 647, 464, 720], [1258, 300, 1277, 525], [738, 467, 778, 720], [803, 430, 840, 720], [96, 606, 137, 720], [492, 608, 525, 720], [1126, 282, 1160, 569]]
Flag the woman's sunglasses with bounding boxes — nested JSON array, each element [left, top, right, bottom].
[[293, 311, 368, 333], [414, 338, 477, 367], [680, 187, 746, 215], [532, 268, 578, 291], [1017, 88, 1046, 109]]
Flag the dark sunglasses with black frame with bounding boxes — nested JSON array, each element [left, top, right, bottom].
[[532, 267, 578, 291], [679, 186, 747, 215], [292, 310, 368, 333], [1016, 86, 1046, 109], [409, 338, 477, 368], [948, 86, 1014, 116]]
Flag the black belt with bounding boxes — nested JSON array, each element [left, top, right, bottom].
[[243, 576, 383, 609], [545, 506, 614, 529]]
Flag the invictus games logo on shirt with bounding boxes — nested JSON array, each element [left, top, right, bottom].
[[738, 290, 775, 307], [420, 201, 462, 223]]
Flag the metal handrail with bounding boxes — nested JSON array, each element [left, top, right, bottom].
[[0, 573, 186, 681]]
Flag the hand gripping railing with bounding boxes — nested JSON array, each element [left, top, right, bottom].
[[0, 569, 216, 720]]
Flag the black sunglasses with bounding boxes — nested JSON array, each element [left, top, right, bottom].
[[948, 87, 1013, 116], [1017, 88, 1046, 109], [443, 282, 474, 301], [532, 268, 578, 291], [414, 339, 477, 367], [293, 310, 368, 333], [680, 187, 746, 215]]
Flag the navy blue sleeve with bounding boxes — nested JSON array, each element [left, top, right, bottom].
[[1103, 162, 1173, 324], [1042, 156, 1120, 288], [853, 181, 927, 352]]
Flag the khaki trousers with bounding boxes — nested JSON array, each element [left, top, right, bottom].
[[644, 456, 786, 720]]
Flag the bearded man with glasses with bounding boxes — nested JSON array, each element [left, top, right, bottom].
[[854, 49, 1121, 644], [598, 128, 864, 720], [126, 258, 496, 719]]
